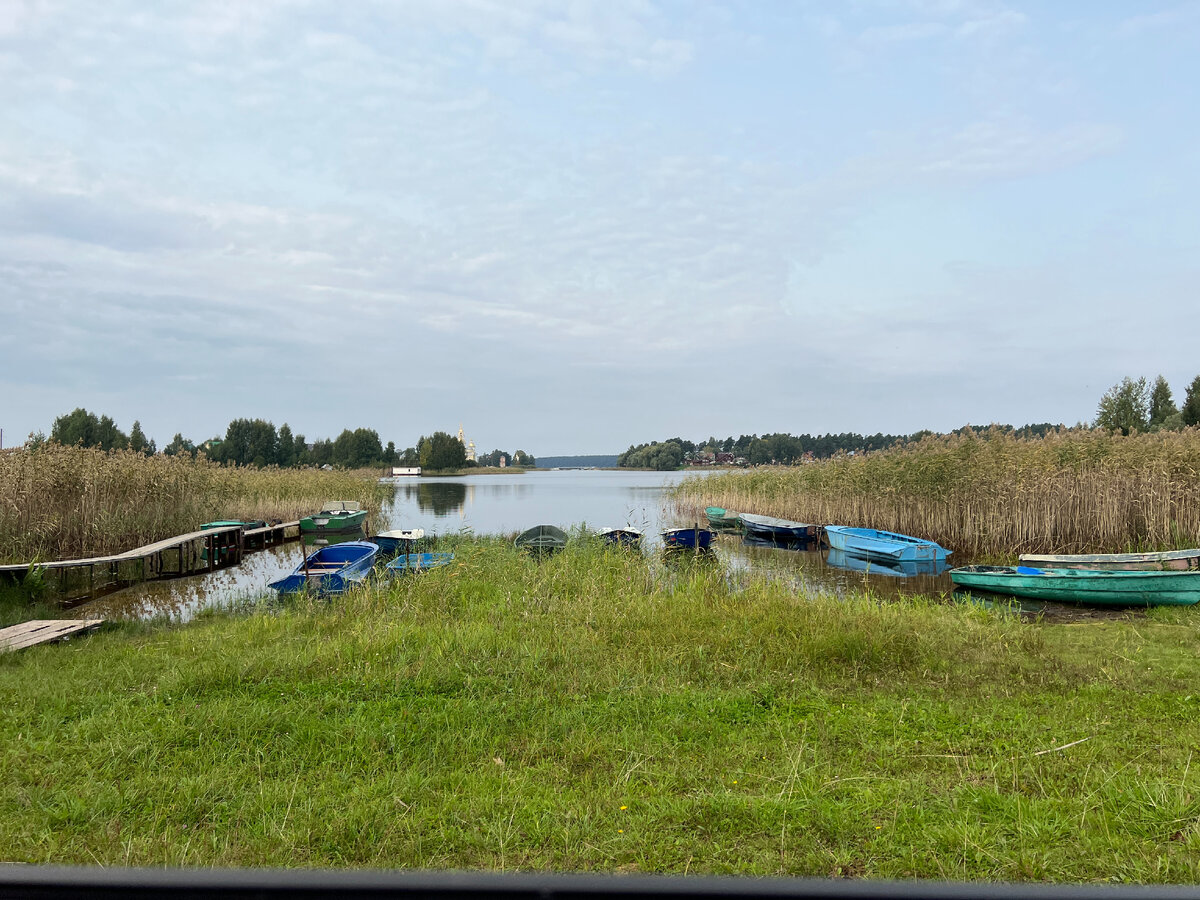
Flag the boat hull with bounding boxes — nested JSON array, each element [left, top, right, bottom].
[[949, 565, 1200, 606], [269, 541, 379, 595], [826, 549, 948, 577], [516, 525, 568, 553], [825, 526, 950, 563], [299, 509, 367, 533], [662, 528, 714, 550], [739, 513, 821, 547], [599, 527, 643, 547], [1018, 549, 1200, 571], [705, 507, 743, 532]]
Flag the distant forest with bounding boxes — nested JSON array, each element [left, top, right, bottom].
[[618, 424, 1069, 471], [36, 409, 535, 471]]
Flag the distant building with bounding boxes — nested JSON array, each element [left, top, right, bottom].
[[387, 466, 421, 477]]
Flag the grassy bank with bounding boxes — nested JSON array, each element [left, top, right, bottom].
[[0, 444, 385, 564], [3, 538, 1200, 878], [674, 428, 1200, 558]]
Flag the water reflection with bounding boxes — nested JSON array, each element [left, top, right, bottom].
[[824, 548, 950, 578]]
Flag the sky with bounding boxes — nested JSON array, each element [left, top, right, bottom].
[[2, 1, 1198, 456]]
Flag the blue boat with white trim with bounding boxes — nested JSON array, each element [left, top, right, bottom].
[[268, 541, 379, 595], [824, 526, 950, 563]]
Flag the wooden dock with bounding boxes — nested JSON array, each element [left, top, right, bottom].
[[0, 619, 105, 652], [0, 521, 300, 603]]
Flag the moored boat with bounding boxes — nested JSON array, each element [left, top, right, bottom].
[[662, 527, 714, 550], [599, 527, 643, 547], [825, 526, 950, 563], [705, 507, 743, 532], [515, 524, 568, 553], [949, 565, 1200, 607], [1018, 549, 1200, 571], [268, 541, 379, 595], [386, 552, 455, 574], [826, 548, 948, 578], [740, 513, 821, 547], [299, 501, 367, 534], [370, 529, 425, 558]]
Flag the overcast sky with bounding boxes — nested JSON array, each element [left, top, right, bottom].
[[2, 2, 1198, 455]]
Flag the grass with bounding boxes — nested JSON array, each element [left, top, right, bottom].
[[674, 428, 1200, 559], [3, 538, 1200, 879], [0, 444, 386, 564]]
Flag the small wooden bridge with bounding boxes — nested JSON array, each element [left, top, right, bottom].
[[0, 521, 299, 603]]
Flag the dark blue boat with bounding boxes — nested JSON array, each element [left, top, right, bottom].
[[268, 541, 379, 595], [386, 552, 455, 574], [370, 529, 425, 558], [599, 527, 643, 547], [739, 513, 821, 548], [662, 527, 714, 550]]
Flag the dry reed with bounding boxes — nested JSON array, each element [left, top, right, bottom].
[[674, 427, 1200, 557], [0, 444, 384, 563]]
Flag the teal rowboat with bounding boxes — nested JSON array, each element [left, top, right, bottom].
[[949, 565, 1200, 607], [705, 507, 743, 532]]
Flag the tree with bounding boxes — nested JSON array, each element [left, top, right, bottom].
[[128, 420, 153, 455], [416, 432, 466, 471], [1095, 377, 1149, 435], [1183, 375, 1200, 427], [1149, 376, 1178, 426], [49, 408, 128, 450], [512, 449, 536, 467], [277, 424, 296, 467], [163, 433, 196, 457], [217, 419, 277, 466], [331, 428, 384, 468]]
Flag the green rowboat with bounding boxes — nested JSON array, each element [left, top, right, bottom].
[[299, 501, 367, 534], [705, 506, 743, 532], [949, 565, 1200, 607]]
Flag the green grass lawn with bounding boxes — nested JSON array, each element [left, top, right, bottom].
[[3, 539, 1200, 879]]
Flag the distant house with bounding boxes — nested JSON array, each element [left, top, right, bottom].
[[387, 466, 421, 477]]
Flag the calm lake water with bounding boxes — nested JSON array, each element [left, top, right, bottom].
[[71, 469, 1126, 623]]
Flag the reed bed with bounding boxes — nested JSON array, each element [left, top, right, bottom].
[[674, 428, 1200, 557], [0, 444, 384, 564]]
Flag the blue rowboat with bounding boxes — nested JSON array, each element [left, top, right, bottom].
[[950, 565, 1200, 607], [599, 527, 643, 547], [739, 513, 821, 547], [662, 527, 714, 550], [824, 526, 950, 563], [825, 548, 949, 578], [268, 541, 379, 595], [386, 552, 455, 574]]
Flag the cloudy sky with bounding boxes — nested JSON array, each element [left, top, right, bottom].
[[2, 1, 1198, 455]]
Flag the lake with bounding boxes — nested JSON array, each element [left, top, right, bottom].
[[70, 469, 1120, 623]]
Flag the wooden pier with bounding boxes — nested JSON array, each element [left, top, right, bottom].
[[0, 521, 300, 603], [0, 619, 105, 652]]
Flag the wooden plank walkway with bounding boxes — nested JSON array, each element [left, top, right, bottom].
[[0, 521, 301, 602], [0, 619, 105, 652]]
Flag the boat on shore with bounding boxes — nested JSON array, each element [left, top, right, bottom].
[[370, 529, 425, 559], [705, 507, 743, 532], [949, 565, 1200, 607], [268, 541, 379, 595], [516, 524, 568, 553], [386, 552, 455, 574], [739, 513, 821, 547], [599, 527, 643, 547], [662, 527, 714, 550], [1018, 549, 1200, 571], [299, 501, 367, 534], [825, 526, 950, 563]]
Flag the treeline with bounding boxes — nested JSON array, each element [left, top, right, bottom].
[[1094, 374, 1200, 435], [37, 410, 536, 471], [619, 424, 1068, 471]]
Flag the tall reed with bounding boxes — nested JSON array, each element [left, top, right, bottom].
[[674, 427, 1200, 557], [0, 444, 384, 563]]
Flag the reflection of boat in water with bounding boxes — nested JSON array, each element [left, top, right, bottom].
[[739, 514, 821, 548], [386, 552, 455, 574], [516, 524, 568, 553], [1017, 549, 1200, 571], [268, 541, 379, 595], [826, 548, 948, 578], [599, 527, 642, 547], [949, 565, 1200, 607], [825, 526, 950, 563]]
